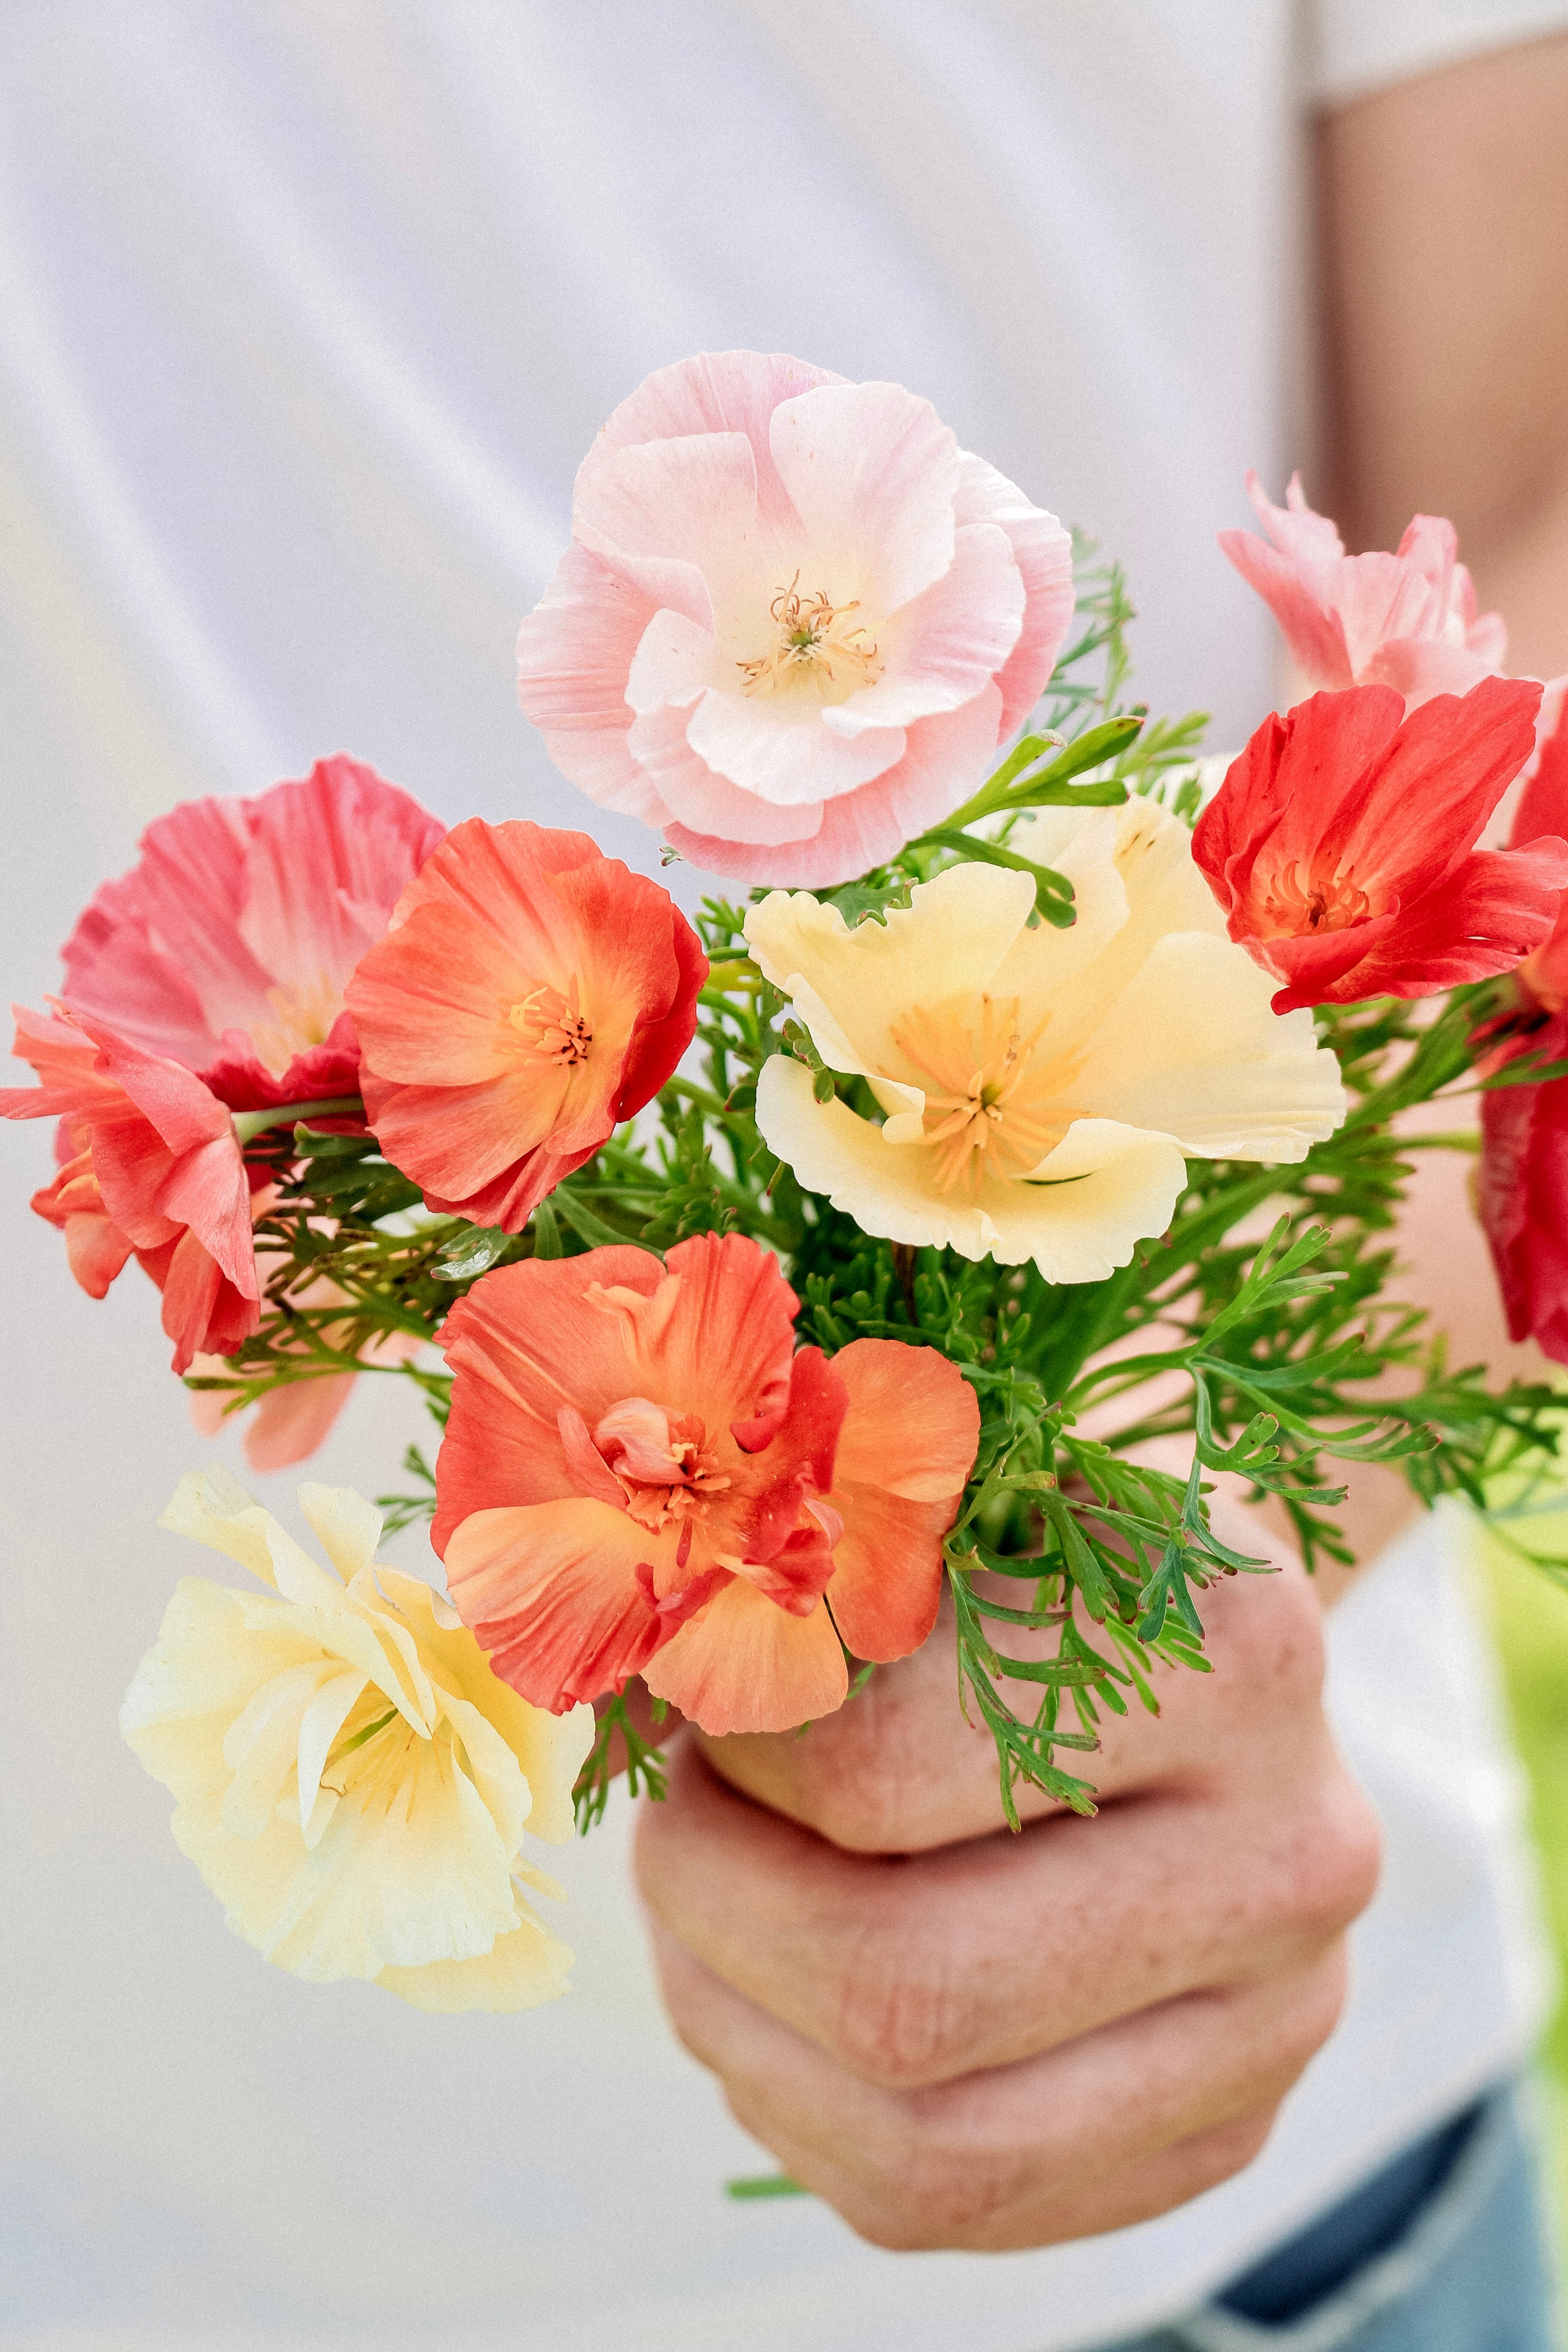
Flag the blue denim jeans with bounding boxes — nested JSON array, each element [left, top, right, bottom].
[[1104, 2079, 1560, 2351]]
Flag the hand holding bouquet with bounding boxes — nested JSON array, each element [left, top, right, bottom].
[[9, 353, 1568, 2028]]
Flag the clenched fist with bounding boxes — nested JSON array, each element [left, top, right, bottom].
[[634, 1510, 1381, 2252]]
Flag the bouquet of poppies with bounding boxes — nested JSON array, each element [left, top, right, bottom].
[[9, 352, 1568, 2018]]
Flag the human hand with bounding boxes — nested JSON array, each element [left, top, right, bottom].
[[633, 1519, 1381, 2251]]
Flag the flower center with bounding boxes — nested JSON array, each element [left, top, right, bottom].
[[889, 994, 1078, 1194], [249, 971, 344, 1079], [511, 979, 593, 1066], [595, 1397, 732, 1539], [318, 1696, 412, 1798], [737, 572, 881, 699], [1257, 861, 1372, 938]]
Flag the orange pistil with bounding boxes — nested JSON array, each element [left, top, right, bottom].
[[602, 1405, 733, 1534], [891, 994, 1078, 1194], [511, 978, 593, 1068], [737, 572, 881, 698]]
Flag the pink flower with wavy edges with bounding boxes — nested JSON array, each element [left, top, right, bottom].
[[1219, 472, 1507, 710], [1, 1004, 260, 1372], [60, 756, 445, 1112], [516, 351, 1075, 886]]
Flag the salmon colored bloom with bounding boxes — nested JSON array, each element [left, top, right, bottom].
[[59, 756, 444, 1112], [346, 820, 706, 1231], [122, 1470, 593, 2011], [1, 1004, 260, 1371], [432, 1233, 979, 1736], [1192, 680, 1564, 1015], [516, 351, 1074, 886], [1219, 472, 1507, 710], [746, 799, 1345, 1283]]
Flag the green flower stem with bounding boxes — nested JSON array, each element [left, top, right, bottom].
[[232, 1096, 364, 1145]]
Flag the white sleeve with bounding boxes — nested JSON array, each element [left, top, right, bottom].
[[1306, 0, 1568, 105]]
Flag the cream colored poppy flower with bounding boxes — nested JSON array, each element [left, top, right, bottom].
[[745, 797, 1346, 1282], [121, 1467, 594, 2012]]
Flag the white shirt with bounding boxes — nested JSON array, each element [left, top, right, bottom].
[[0, 5, 1562, 2345]]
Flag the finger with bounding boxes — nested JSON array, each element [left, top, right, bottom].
[[697, 1532, 1329, 1853], [649, 1922, 1344, 2252], [634, 1727, 1376, 2086]]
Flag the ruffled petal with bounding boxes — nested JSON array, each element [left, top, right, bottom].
[[644, 1574, 848, 1734], [769, 380, 959, 616]]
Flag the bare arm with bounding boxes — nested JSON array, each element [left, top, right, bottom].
[[1319, 33, 1568, 681]]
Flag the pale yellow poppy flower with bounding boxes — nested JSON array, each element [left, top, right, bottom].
[[745, 797, 1346, 1282], [121, 1467, 594, 2012]]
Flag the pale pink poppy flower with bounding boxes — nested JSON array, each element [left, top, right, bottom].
[[60, 757, 446, 1113], [1219, 472, 1507, 710], [516, 352, 1075, 886], [187, 1275, 424, 1473]]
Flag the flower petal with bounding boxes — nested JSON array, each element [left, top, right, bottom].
[[1075, 933, 1346, 1159], [515, 544, 670, 821], [644, 1574, 848, 1734], [442, 1498, 681, 1709], [769, 380, 959, 616], [745, 862, 1035, 1083], [823, 524, 1023, 734], [377, 1902, 573, 2013], [953, 453, 1075, 736]]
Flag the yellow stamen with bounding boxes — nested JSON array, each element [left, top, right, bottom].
[[737, 572, 881, 697], [890, 994, 1081, 1194], [511, 978, 593, 1067]]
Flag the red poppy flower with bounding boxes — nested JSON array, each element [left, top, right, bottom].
[[1192, 679, 1562, 1014], [1479, 1005, 1568, 1364]]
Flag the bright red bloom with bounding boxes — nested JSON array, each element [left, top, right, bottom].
[[1509, 679, 1568, 1014], [59, 756, 444, 1112], [431, 1232, 979, 1735], [0, 1004, 260, 1372], [1192, 680, 1562, 1014], [346, 821, 706, 1231], [1479, 1007, 1568, 1364]]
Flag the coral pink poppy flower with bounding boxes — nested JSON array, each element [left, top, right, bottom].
[[346, 820, 706, 1231], [59, 756, 445, 1113], [1478, 1005, 1568, 1364], [1507, 680, 1568, 1013], [1192, 680, 1565, 1014], [2, 1004, 260, 1371], [515, 351, 1074, 887], [1219, 472, 1507, 711], [431, 1233, 979, 1736]]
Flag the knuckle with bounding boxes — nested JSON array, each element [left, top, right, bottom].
[[1183, 2106, 1281, 2196], [1225, 1564, 1328, 1705], [1251, 1948, 1352, 2093], [830, 1941, 965, 2087], [1278, 1773, 1383, 1940], [858, 2137, 1029, 2251]]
